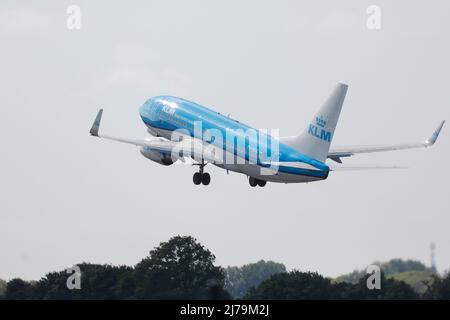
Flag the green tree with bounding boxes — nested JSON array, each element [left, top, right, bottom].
[[4, 279, 34, 300], [389, 271, 435, 294], [335, 269, 365, 284], [380, 259, 430, 275], [35, 263, 132, 299], [3, 236, 230, 300], [225, 260, 286, 298], [244, 271, 346, 299], [133, 235, 230, 299], [0, 279, 7, 298], [344, 272, 419, 300], [423, 273, 450, 299], [335, 259, 436, 294], [245, 270, 418, 300]]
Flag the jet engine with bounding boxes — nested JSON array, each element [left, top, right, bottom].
[[140, 147, 174, 166]]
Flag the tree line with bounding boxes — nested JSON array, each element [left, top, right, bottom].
[[1, 236, 449, 300]]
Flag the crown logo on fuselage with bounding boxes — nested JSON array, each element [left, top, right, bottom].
[[315, 116, 327, 128], [309, 115, 331, 142]]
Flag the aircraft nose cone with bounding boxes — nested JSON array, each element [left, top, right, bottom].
[[139, 98, 154, 116]]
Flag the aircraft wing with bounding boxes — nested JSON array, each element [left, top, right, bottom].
[[327, 120, 445, 163], [89, 109, 222, 164]]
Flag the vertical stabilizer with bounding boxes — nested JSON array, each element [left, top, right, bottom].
[[280, 83, 348, 162]]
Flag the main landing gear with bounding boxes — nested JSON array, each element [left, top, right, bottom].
[[193, 160, 210, 185], [249, 177, 267, 187]]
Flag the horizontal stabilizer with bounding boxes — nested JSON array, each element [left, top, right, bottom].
[[329, 165, 407, 171]]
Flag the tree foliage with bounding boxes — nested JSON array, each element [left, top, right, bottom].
[[244, 270, 423, 300], [0, 279, 6, 298], [4, 236, 230, 300], [335, 258, 437, 294], [244, 271, 347, 299], [380, 259, 430, 275], [225, 260, 286, 298], [5, 279, 34, 300], [343, 272, 419, 300], [423, 273, 450, 299], [389, 271, 435, 294], [3, 238, 449, 300], [133, 235, 229, 299]]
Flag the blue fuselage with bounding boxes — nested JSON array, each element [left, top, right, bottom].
[[139, 96, 329, 181]]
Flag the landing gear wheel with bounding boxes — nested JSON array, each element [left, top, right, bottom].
[[201, 172, 211, 185], [249, 177, 258, 187], [193, 172, 202, 185], [193, 159, 210, 186], [257, 180, 267, 187]]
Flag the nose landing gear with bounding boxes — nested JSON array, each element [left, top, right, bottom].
[[193, 160, 210, 185], [193, 172, 210, 185]]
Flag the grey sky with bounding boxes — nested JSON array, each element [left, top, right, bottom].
[[0, 0, 449, 281]]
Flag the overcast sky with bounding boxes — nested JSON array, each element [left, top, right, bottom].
[[1, 0, 449, 281]]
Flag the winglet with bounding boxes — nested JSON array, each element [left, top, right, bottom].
[[90, 109, 103, 137], [425, 120, 445, 146]]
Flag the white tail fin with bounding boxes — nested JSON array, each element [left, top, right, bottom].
[[280, 83, 348, 162]]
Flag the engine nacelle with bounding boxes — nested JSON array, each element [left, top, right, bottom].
[[140, 147, 174, 166]]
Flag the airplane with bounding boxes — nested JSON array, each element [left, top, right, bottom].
[[89, 83, 444, 187]]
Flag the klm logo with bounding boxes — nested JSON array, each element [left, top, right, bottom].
[[308, 116, 332, 142]]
